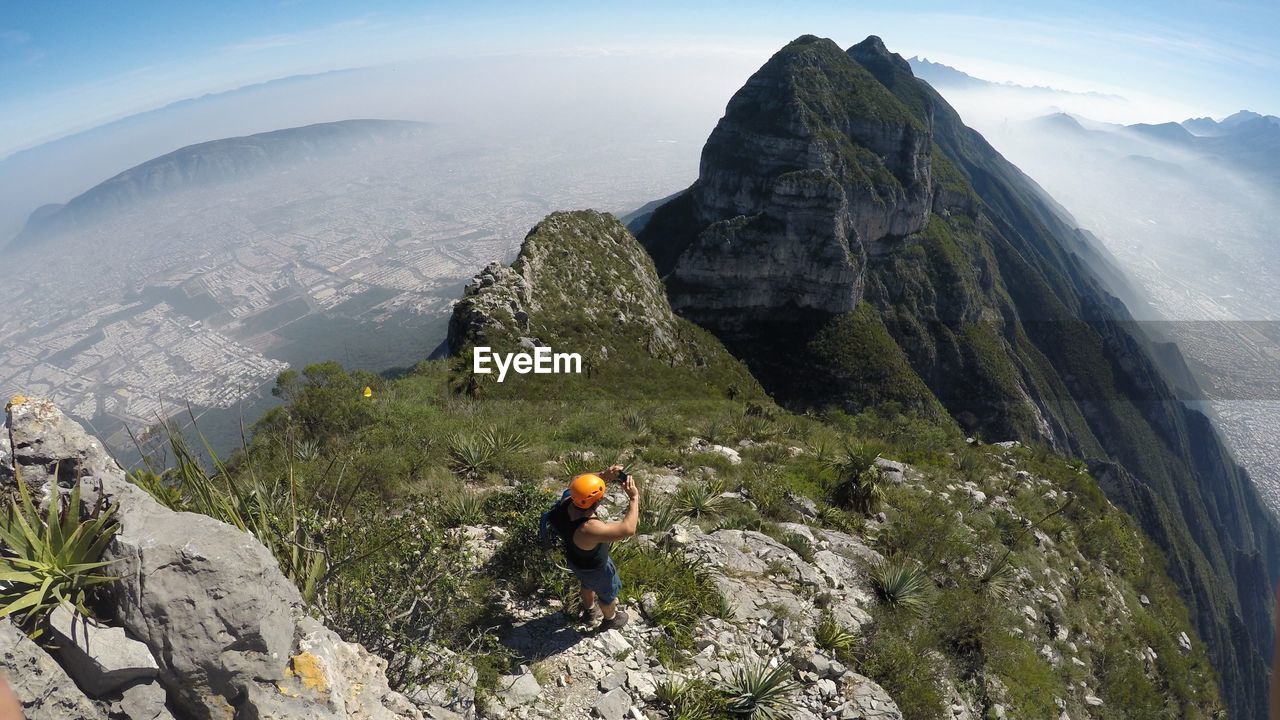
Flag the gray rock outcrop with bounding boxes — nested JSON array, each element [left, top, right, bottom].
[[0, 619, 107, 719], [2, 397, 421, 720], [639, 35, 933, 329], [447, 211, 691, 366], [46, 602, 159, 696]]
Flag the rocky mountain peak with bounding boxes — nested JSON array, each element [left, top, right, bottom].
[[639, 34, 934, 331], [847, 35, 912, 76], [448, 210, 690, 364]]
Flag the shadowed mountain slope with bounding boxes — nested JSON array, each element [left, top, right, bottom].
[[637, 34, 1280, 718]]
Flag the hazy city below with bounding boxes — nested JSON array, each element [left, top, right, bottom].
[[0, 53, 761, 461], [3, 48, 1277, 511]]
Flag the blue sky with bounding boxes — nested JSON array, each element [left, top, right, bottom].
[[1, 0, 1277, 157]]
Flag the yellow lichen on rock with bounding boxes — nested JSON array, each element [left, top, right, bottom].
[[284, 651, 329, 695], [5, 394, 26, 412]]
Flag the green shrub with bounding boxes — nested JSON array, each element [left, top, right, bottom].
[[486, 483, 558, 594], [655, 677, 723, 720], [0, 476, 118, 634], [674, 480, 727, 519], [815, 614, 859, 660], [722, 661, 801, 720], [858, 616, 946, 720], [613, 544, 724, 646], [439, 490, 485, 527], [870, 559, 932, 616], [314, 501, 473, 690]]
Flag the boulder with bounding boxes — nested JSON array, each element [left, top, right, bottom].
[[681, 529, 822, 587], [593, 687, 631, 720], [708, 445, 742, 464], [4, 399, 421, 720], [841, 672, 903, 719], [0, 620, 106, 719], [1177, 631, 1193, 654], [494, 671, 541, 706], [100, 476, 304, 716], [874, 458, 906, 476], [5, 397, 119, 496], [115, 681, 174, 720], [46, 602, 159, 696]]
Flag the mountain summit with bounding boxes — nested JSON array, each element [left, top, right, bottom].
[[638, 34, 1280, 719]]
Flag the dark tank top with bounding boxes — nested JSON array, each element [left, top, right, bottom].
[[547, 499, 609, 569]]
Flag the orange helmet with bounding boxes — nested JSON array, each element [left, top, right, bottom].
[[569, 473, 606, 509]]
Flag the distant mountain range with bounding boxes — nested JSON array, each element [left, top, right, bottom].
[[11, 119, 429, 248], [913, 57, 1280, 191], [1032, 110, 1280, 191], [908, 56, 1125, 100], [0, 68, 374, 246]]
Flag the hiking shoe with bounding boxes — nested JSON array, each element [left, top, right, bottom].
[[597, 609, 629, 632], [577, 605, 601, 623]]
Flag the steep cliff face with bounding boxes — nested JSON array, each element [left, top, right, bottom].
[[644, 36, 932, 325], [639, 34, 1280, 719], [449, 210, 699, 365]]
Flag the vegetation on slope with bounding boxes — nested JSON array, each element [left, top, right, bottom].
[[132, 211, 1221, 719]]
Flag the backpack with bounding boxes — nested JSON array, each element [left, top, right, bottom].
[[538, 490, 572, 550]]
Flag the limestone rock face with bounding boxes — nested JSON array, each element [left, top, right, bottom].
[[640, 35, 933, 327], [45, 602, 159, 697], [2, 398, 421, 720], [0, 620, 106, 720], [448, 210, 691, 365]]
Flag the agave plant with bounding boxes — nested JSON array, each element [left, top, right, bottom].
[[656, 678, 723, 720], [814, 614, 859, 658], [560, 451, 598, 479], [622, 410, 651, 438], [448, 433, 496, 477], [640, 497, 681, 534], [979, 557, 1020, 600], [699, 419, 727, 446], [736, 414, 778, 442], [722, 661, 801, 719], [825, 441, 881, 477], [831, 468, 885, 515], [127, 467, 185, 510], [871, 558, 933, 616], [0, 475, 118, 633], [440, 490, 485, 527], [480, 427, 529, 459], [674, 480, 727, 520], [293, 438, 321, 462]]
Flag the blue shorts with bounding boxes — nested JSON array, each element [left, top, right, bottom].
[[568, 557, 622, 605]]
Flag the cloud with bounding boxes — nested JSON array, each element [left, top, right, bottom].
[[219, 17, 380, 54], [0, 29, 32, 46]]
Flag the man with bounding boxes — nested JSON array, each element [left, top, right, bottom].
[[546, 464, 639, 630]]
